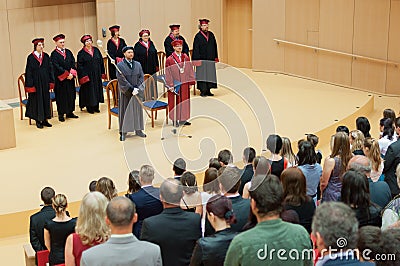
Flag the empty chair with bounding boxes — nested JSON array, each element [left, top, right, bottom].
[[17, 73, 32, 125], [106, 79, 119, 129], [142, 74, 168, 128]]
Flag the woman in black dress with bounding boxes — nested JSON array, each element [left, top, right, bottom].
[[24, 38, 54, 128], [77, 35, 106, 113], [44, 194, 76, 265], [107, 25, 127, 80]]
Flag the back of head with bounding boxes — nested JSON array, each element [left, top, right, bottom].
[[331, 132, 352, 174], [209, 158, 221, 170], [96, 177, 117, 201], [106, 196, 135, 227], [249, 174, 283, 217], [139, 165, 154, 184], [356, 116, 371, 137], [281, 137, 296, 162], [160, 178, 183, 205], [128, 170, 141, 194], [218, 166, 241, 194], [76, 192, 110, 245], [203, 167, 219, 194], [41, 187, 55, 205], [383, 108, 396, 122], [89, 180, 97, 192], [266, 134, 282, 154], [382, 118, 395, 140], [173, 158, 186, 176], [341, 170, 370, 209], [363, 138, 381, 172], [306, 134, 319, 147], [52, 194, 68, 215], [218, 149, 233, 166], [206, 195, 236, 224], [243, 147, 256, 164], [395, 117, 400, 129], [181, 171, 198, 194], [349, 130, 365, 151], [347, 155, 371, 175], [297, 140, 317, 166], [358, 226, 382, 261], [377, 228, 400, 266], [336, 125, 350, 135], [281, 167, 307, 205], [312, 202, 359, 250], [253, 156, 271, 176]]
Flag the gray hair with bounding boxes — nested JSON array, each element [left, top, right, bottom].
[[106, 196, 136, 227], [160, 178, 183, 204], [139, 165, 154, 184], [347, 155, 372, 174], [312, 202, 359, 250]]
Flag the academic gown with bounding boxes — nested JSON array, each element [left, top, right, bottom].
[[24, 52, 54, 122], [116, 59, 145, 133], [163, 34, 190, 58], [50, 48, 76, 115], [192, 30, 218, 93], [165, 52, 195, 122], [77, 47, 106, 109], [107, 37, 127, 80]]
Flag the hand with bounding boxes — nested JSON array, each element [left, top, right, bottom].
[[169, 87, 175, 92], [132, 88, 139, 95], [67, 74, 73, 80]]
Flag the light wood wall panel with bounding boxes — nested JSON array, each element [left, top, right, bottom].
[[0, 0, 7, 10], [0, 10, 13, 99], [318, 0, 354, 86], [6, 0, 32, 10], [96, 0, 115, 46], [352, 0, 390, 94], [33, 6, 60, 48], [114, 0, 140, 46], [59, 4, 85, 55], [252, 0, 285, 71], [139, 0, 165, 51], [83, 2, 97, 40], [386, 0, 400, 94]]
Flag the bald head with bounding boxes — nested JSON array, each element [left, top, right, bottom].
[[160, 178, 183, 205], [347, 155, 371, 176], [106, 196, 136, 227]]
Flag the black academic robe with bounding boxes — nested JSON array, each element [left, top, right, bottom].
[[192, 30, 218, 93], [107, 37, 127, 79], [134, 39, 159, 75], [50, 48, 76, 115], [24, 52, 54, 122], [77, 47, 106, 109], [163, 34, 189, 58]]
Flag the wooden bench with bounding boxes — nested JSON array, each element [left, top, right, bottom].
[[23, 244, 35, 266]]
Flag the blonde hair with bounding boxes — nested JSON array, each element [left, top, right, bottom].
[[52, 194, 68, 215], [349, 130, 365, 152], [281, 137, 297, 165], [96, 177, 117, 201], [75, 192, 110, 245], [363, 138, 382, 172]]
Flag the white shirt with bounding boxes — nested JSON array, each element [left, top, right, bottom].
[[34, 51, 42, 58], [142, 41, 149, 48], [378, 135, 397, 156], [56, 47, 65, 53]]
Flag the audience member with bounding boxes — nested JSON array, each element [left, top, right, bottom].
[[341, 170, 382, 227], [348, 155, 391, 209], [88, 181, 97, 192], [383, 108, 396, 124], [379, 118, 397, 157], [81, 197, 162, 266], [312, 202, 372, 265], [320, 132, 352, 202], [306, 133, 322, 164], [173, 158, 186, 181], [363, 138, 384, 182], [224, 175, 312, 265], [356, 116, 371, 138], [357, 226, 381, 264], [218, 149, 233, 167], [126, 170, 141, 195], [44, 194, 76, 266], [350, 130, 365, 155], [190, 195, 237, 266], [180, 171, 202, 215], [208, 157, 221, 170], [383, 116, 400, 198], [141, 178, 201, 266], [377, 228, 400, 266], [201, 167, 219, 235], [30, 187, 56, 255], [336, 125, 350, 135], [96, 177, 117, 201], [242, 156, 271, 199], [238, 147, 255, 195], [281, 167, 316, 233], [65, 192, 110, 266], [281, 137, 297, 166], [381, 192, 400, 230], [266, 134, 288, 178], [127, 165, 163, 238]]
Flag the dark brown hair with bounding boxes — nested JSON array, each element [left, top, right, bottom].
[[281, 167, 308, 205], [203, 167, 219, 194], [206, 195, 236, 225]]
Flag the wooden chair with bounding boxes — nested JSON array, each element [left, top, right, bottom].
[[17, 73, 32, 125], [49, 88, 56, 117], [189, 49, 197, 95], [156, 51, 167, 97], [106, 79, 119, 129], [102, 56, 110, 87], [143, 74, 168, 128]]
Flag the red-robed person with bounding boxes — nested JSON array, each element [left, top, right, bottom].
[[165, 40, 195, 126], [107, 25, 127, 80], [24, 38, 54, 129], [50, 34, 78, 122]]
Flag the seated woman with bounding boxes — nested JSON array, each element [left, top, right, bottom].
[[44, 194, 76, 266], [180, 171, 202, 215], [96, 176, 118, 201], [281, 167, 316, 233], [341, 170, 382, 227], [64, 192, 110, 266], [190, 195, 237, 265]]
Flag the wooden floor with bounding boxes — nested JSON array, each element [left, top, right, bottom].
[[0, 68, 399, 265]]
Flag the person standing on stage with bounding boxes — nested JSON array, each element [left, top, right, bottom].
[[164, 24, 189, 58], [107, 25, 127, 80], [134, 29, 159, 98], [24, 38, 54, 129], [116, 46, 146, 141], [50, 34, 78, 122], [165, 40, 195, 127], [192, 19, 219, 97], [77, 34, 106, 114]]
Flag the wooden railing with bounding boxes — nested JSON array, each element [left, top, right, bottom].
[[274, 39, 399, 67]]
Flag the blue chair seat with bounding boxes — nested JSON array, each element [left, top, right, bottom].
[[22, 99, 28, 105], [110, 107, 119, 115], [143, 100, 168, 109], [50, 92, 55, 100], [75, 87, 80, 93], [102, 81, 109, 87]]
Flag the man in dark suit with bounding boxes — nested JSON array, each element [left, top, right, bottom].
[[127, 165, 163, 238], [141, 178, 201, 266], [383, 116, 400, 198], [239, 147, 255, 195], [173, 157, 186, 181], [29, 187, 56, 253]]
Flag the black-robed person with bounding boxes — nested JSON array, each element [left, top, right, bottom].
[[107, 25, 127, 80]]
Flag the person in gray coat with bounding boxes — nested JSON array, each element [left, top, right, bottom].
[[116, 46, 146, 141], [81, 196, 162, 266]]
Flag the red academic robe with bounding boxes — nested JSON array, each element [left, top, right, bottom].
[[165, 52, 195, 122]]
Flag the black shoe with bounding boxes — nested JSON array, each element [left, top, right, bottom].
[[120, 133, 126, 141], [66, 113, 79, 119], [36, 121, 43, 129], [58, 115, 65, 122], [200, 93, 207, 97], [94, 108, 100, 113], [135, 130, 146, 138], [173, 121, 180, 127], [42, 120, 52, 127], [180, 121, 191, 126], [87, 108, 94, 114], [207, 91, 214, 96]]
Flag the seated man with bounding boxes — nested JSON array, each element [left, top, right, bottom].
[[81, 197, 161, 266], [141, 178, 201, 266]]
